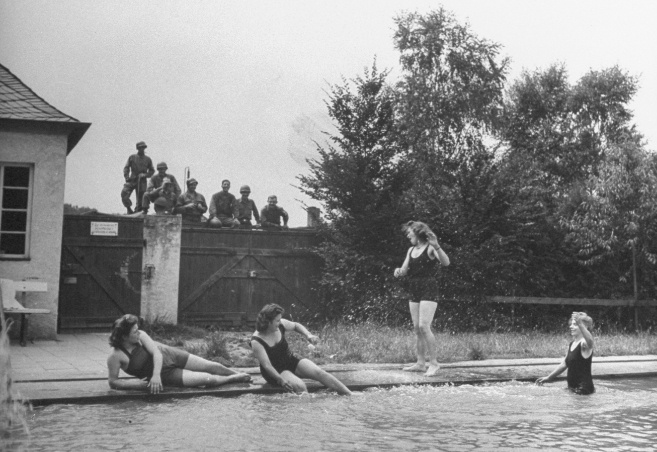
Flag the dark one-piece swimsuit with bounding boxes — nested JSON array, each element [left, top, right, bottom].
[[250, 324, 301, 386], [565, 341, 595, 395], [118, 342, 190, 386], [405, 245, 440, 303]]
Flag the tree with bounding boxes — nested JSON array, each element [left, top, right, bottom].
[[493, 64, 641, 297], [297, 64, 409, 320], [501, 64, 638, 188], [561, 136, 657, 299], [63, 203, 97, 215], [392, 9, 516, 301]]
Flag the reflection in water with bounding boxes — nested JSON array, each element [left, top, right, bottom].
[[9, 379, 657, 451]]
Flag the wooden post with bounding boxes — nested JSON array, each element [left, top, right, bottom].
[[632, 242, 639, 331], [306, 207, 321, 227]]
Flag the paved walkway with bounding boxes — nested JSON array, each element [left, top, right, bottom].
[[7, 334, 657, 406]]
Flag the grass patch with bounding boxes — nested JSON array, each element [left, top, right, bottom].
[[142, 319, 657, 366], [143, 319, 257, 366]]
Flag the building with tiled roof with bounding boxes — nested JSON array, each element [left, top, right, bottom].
[[0, 63, 90, 152], [0, 63, 91, 339]]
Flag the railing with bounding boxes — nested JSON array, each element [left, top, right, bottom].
[[484, 296, 657, 330]]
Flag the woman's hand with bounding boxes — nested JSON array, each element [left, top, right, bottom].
[[307, 334, 320, 345], [535, 376, 550, 385], [148, 375, 163, 394], [572, 312, 586, 325], [427, 231, 440, 249], [394, 268, 403, 278], [278, 377, 295, 393]]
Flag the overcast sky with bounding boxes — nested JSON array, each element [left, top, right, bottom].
[[1, 0, 656, 225]]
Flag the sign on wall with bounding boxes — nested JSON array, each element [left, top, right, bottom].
[[90, 221, 119, 236]]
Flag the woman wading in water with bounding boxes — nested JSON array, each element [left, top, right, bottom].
[[536, 312, 595, 395], [394, 221, 450, 377], [107, 314, 251, 392]]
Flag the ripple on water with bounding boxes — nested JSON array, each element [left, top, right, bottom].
[[7, 379, 657, 451]]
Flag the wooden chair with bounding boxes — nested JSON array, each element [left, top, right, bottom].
[[0, 278, 49, 346]]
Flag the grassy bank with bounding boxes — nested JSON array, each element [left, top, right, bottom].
[[145, 321, 657, 367]]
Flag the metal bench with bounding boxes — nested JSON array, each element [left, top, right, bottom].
[[1, 278, 49, 346]]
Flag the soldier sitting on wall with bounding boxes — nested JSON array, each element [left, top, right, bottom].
[[208, 179, 240, 228], [148, 178, 178, 215], [235, 185, 260, 229], [176, 178, 207, 222], [141, 162, 181, 214], [260, 195, 289, 230]]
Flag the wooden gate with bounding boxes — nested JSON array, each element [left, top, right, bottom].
[[178, 227, 321, 328], [58, 215, 144, 332]]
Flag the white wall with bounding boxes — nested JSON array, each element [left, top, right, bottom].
[[0, 125, 68, 339], [140, 215, 181, 324]]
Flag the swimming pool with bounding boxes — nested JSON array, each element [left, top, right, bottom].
[[7, 379, 657, 451]]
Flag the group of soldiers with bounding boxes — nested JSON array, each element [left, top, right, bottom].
[[120, 141, 289, 229]]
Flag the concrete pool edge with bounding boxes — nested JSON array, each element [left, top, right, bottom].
[[15, 358, 657, 407]]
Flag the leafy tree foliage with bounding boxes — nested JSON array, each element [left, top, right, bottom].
[[501, 64, 637, 187], [494, 64, 642, 298], [298, 8, 654, 330], [297, 64, 411, 320], [562, 136, 657, 299], [63, 203, 98, 215]]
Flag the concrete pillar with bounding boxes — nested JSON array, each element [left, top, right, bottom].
[[141, 215, 182, 324], [306, 207, 321, 227]]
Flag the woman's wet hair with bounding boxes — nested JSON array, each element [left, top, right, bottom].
[[401, 221, 433, 243], [255, 303, 285, 332], [109, 314, 140, 348]]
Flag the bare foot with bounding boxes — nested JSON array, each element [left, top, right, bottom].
[[424, 365, 440, 377], [402, 363, 427, 372], [231, 373, 252, 383]]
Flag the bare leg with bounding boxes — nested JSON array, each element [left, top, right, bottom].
[[278, 370, 308, 394], [185, 355, 251, 382], [403, 301, 427, 371], [418, 300, 440, 376], [295, 359, 352, 395], [181, 370, 249, 387]]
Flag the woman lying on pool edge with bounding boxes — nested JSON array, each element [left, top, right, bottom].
[[107, 314, 252, 393], [250, 303, 352, 396]]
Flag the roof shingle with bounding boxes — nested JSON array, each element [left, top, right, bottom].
[[0, 63, 80, 122]]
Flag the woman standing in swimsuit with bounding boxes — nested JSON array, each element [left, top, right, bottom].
[[394, 221, 450, 377], [250, 304, 352, 395], [536, 312, 595, 394], [107, 314, 251, 393]]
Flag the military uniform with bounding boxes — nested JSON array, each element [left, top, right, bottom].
[[121, 150, 155, 212], [142, 172, 181, 213], [177, 191, 208, 223], [260, 204, 289, 230], [209, 191, 239, 227]]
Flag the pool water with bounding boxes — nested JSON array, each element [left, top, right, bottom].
[[8, 379, 657, 451]]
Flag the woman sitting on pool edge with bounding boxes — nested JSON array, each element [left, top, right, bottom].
[[250, 303, 352, 396], [107, 314, 252, 393], [536, 312, 595, 395]]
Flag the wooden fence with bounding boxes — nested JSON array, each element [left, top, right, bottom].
[[177, 226, 321, 328], [485, 296, 657, 329]]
